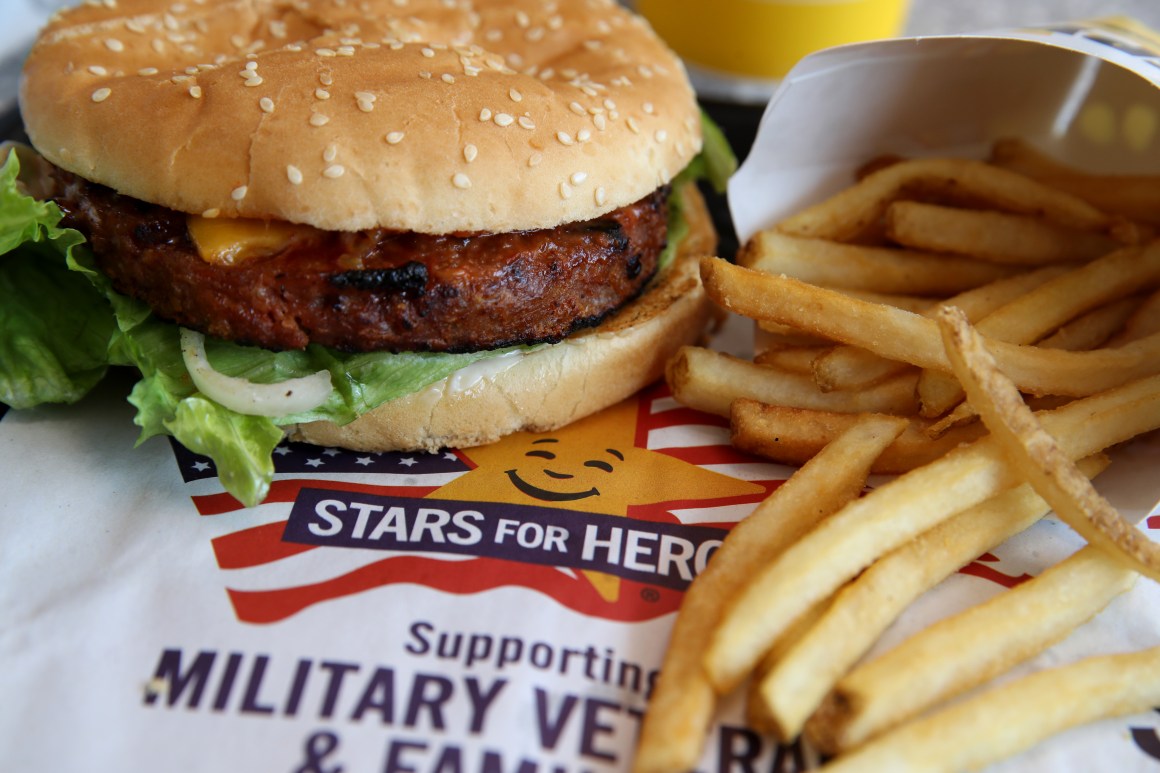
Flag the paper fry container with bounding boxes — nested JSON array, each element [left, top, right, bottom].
[[730, 17, 1160, 244]]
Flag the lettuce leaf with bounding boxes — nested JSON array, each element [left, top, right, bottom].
[[0, 115, 737, 508], [0, 152, 115, 408]]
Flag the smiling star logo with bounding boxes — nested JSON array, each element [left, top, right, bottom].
[[433, 394, 766, 601]]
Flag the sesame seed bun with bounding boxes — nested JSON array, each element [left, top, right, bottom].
[[287, 182, 717, 452], [20, 0, 702, 233]]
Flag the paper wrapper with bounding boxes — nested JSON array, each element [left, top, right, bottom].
[[3, 18, 1160, 773]]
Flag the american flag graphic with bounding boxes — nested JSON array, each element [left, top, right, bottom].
[[172, 383, 786, 625]]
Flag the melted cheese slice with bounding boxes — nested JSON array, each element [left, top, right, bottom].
[[187, 215, 318, 265]]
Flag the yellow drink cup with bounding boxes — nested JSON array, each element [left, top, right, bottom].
[[636, 0, 910, 101]]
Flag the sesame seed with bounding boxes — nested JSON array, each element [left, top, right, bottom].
[[323, 144, 338, 162], [654, 129, 668, 142], [419, 71, 432, 80], [189, 85, 202, 98], [558, 181, 572, 199], [452, 172, 472, 189], [528, 152, 543, 167], [357, 99, 374, 113], [627, 117, 640, 134], [286, 165, 303, 184], [202, 207, 221, 218], [309, 113, 330, 126], [594, 186, 606, 206], [494, 112, 514, 127], [259, 97, 275, 112], [385, 131, 405, 144], [479, 108, 492, 121], [643, 102, 655, 114], [152, 38, 166, 54], [315, 48, 336, 57], [319, 72, 333, 86], [593, 113, 607, 131], [88, 65, 108, 76], [556, 131, 574, 146], [138, 67, 159, 76], [463, 144, 478, 162], [577, 129, 591, 142], [105, 38, 125, 52], [337, 45, 355, 56], [244, 76, 263, 87], [570, 171, 587, 185], [509, 88, 522, 102], [323, 164, 345, 178], [569, 101, 586, 116], [315, 88, 330, 99], [518, 115, 535, 130], [91, 87, 112, 102], [244, 61, 258, 71], [421, 47, 435, 57], [354, 91, 376, 102], [441, 73, 455, 84], [515, 10, 530, 28], [231, 185, 248, 200]]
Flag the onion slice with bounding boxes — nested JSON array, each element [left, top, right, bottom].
[[180, 328, 332, 417]]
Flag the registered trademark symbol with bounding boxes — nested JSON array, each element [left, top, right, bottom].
[[640, 587, 660, 602]]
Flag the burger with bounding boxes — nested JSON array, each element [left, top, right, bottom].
[[0, 0, 733, 506]]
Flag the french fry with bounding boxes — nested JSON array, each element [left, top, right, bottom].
[[701, 372, 1160, 693], [813, 265, 1067, 392], [810, 545, 1135, 755], [1037, 295, 1144, 351], [701, 257, 1160, 399], [839, 289, 936, 312], [776, 157, 1121, 242], [918, 242, 1160, 416], [884, 200, 1120, 264], [751, 455, 1108, 743], [938, 306, 1160, 581], [1106, 287, 1160, 346], [730, 400, 986, 474], [740, 230, 1016, 295], [632, 415, 907, 773], [813, 646, 1160, 773], [665, 346, 919, 418], [753, 346, 824, 374], [990, 136, 1160, 226]]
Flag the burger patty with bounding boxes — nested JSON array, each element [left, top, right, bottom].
[[50, 169, 669, 353]]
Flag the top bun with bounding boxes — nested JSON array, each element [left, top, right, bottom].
[[20, 0, 702, 234]]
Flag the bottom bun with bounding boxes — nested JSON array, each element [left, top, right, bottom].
[[288, 183, 718, 452]]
